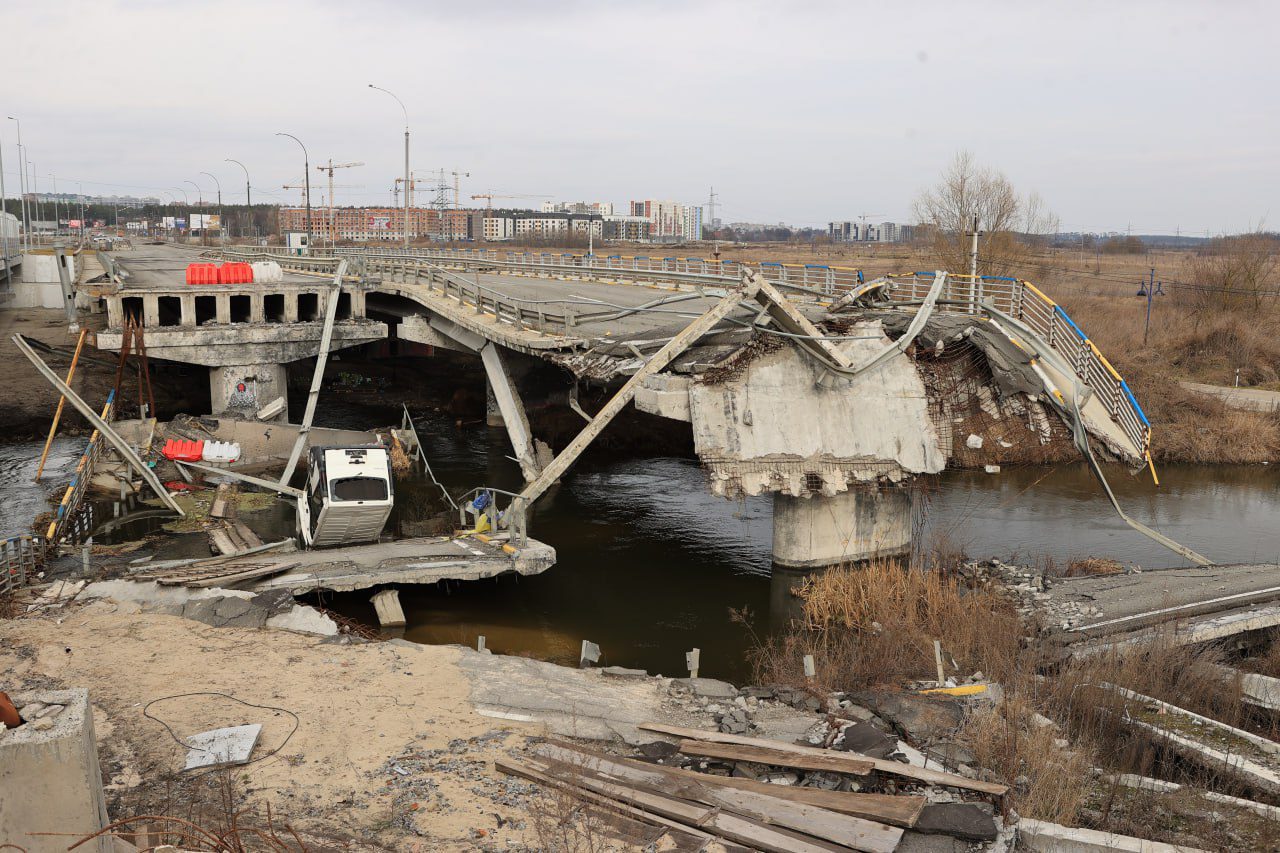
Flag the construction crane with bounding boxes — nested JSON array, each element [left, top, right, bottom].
[[451, 170, 470, 208], [470, 192, 552, 211], [315, 160, 363, 246], [857, 213, 885, 241]]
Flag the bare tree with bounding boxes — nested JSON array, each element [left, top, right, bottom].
[[912, 151, 1059, 277], [1184, 230, 1279, 311]]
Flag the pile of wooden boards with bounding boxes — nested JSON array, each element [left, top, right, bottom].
[[498, 723, 1008, 853]]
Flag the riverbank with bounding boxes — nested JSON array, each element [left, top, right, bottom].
[[6, 565, 1278, 851]]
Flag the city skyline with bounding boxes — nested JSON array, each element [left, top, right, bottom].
[[2, 1, 1275, 236]]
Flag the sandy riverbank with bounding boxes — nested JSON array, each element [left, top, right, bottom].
[[0, 601, 546, 849]]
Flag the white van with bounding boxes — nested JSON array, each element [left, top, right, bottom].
[[297, 446, 394, 548]]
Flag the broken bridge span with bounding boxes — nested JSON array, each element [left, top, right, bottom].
[[86, 242, 1157, 569]]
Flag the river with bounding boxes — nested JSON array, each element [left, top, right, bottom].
[[4, 406, 1277, 683]]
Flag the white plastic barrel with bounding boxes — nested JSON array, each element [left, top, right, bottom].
[[250, 261, 284, 284], [202, 441, 241, 464]]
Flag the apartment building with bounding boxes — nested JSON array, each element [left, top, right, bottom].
[[629, 199, 702, 241]]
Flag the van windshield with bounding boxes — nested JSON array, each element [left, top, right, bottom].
[[330, 477, 388, 502]]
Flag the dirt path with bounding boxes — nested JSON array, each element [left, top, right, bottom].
[[0, 601, 546, 849]]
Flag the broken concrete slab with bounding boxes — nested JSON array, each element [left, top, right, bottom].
[[852, 688, 965, 743], [265, 604, 339, 637], [670, 677, 738, 699], [602, 666, 649, 679], [1017, 817, 1207, 852], [914, 802, 998, 842], [371, 589, 406, 628], [182, 594, 268, 629], [183, 723, 262, 771], [835, 720, 899, 759]]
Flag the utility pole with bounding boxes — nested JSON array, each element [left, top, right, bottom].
[[966, 214, 983, 310], [276, 133, 312, 246], [1138, 267, 1163, 345], [226, 159, 251, 237], [200, 171, 222, 243], [185, 180, 204, 246], [0, 123, 9, 286], [706, 186, 718, 235], [369, 84, 411, 250], [7, 117, 27, 251]]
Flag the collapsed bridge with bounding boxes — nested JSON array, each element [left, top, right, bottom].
[[87, 243, 1167, 568]]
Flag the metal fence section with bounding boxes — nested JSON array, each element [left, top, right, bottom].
[[0, 535, 44, 596], [882, 272, 1150, 458], [221, 245, 865, 297], [45, 391, 116, 548]]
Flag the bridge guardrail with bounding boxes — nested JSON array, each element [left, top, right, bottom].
[[219, 246, 1150, 459], [884, 272, 1150, 458], [45, 391, 116, 548], [1, 535, 45, 596]]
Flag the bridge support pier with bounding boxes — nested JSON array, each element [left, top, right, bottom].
[[209, 363, 289, 423], [485, 380, 504, 428], [772, 486, 912, 569]]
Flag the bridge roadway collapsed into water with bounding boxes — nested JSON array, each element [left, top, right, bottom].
[[84, 242, 1156, 569]]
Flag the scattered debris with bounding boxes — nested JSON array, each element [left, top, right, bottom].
[[183, 723, 263, 771]]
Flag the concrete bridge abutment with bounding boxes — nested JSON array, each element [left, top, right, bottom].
[[771, 487, 913, 569], [210, 363, 289, 422]]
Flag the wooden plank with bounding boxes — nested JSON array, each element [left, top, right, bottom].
[[176, 562, 299, 589], [679, 740, 876, 778], [230, 520, 263, 549], [534, 742, 902, 852], [495, 758, 744, 851], [36, 327, 88, 481], [210, 483, 236, 519], [641, 722, 1008, 797], [659, 766, 923, 828], [538, 738, 921, 827], [209, 527, 239, 557], [523, 755, 848, 853]]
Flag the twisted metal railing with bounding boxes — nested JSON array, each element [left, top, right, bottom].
[[883, 272, 1149, 458], [45, 391, 116, 548]]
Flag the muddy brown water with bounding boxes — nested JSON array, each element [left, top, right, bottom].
[[4, 403, 1278, 683]]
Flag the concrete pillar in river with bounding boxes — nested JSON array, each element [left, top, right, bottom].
[[209, 363, 288, 422], [772, 486, 913, 568]]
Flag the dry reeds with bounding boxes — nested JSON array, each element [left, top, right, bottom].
[[748, 557, 1024, 694], [958, 694, 1093, 824]]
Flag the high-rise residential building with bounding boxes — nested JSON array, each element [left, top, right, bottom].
[[541, 201, 615, 216], [829, 219, 914, 243], [629, 199, 702, 241]]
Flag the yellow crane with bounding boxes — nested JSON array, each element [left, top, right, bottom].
[[315, 160, 364, 245]]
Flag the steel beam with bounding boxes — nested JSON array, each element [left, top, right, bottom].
[[12, 334, 184, 516]]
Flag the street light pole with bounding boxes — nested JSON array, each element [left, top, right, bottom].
[[276, 133, 312, 245], [7, 117, 27, 251], [185, 180, 202, 245], [226, 158, 251, 238], [369, 84, 410, 250], [0, 124, 9, 285], [200, 171, 222, 243]]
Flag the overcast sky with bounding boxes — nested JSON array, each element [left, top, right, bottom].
[[2, 0, 1275, 234]]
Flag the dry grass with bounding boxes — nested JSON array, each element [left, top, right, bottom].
[[957, 694, 1093, 824], [1064, 557, 1125, 577], [746, 557, 1025, 694]]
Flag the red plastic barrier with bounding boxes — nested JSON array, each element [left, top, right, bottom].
[[185, 263, 219, 285], [217, 262, 254, 284], [161, 439, 205, 462]]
